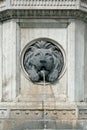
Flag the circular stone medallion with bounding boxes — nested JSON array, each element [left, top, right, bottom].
[[21, 38, 66, 83]]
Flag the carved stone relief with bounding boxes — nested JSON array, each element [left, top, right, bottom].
[[21, 38, 65, 83]]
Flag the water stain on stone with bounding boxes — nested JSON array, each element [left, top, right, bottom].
[[2, 76, 12, 87]]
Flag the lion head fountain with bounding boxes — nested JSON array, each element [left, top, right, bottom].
[[21, 38, 65, 83]]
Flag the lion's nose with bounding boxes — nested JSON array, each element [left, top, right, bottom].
[[40, 60, 46, 64]]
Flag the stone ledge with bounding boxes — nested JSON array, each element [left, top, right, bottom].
[[0, 102, 86, 107], [0, 102, 86, 120], [0, 10, 87, 22]]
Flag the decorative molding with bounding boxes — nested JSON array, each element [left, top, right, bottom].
[[0, 108, 76, 120], [79, 109, 87, 119], [80, 0, 87, 9], [0, 103, 87, 120], [0, 0, 87, 12], [0, 10, 87, 22], [10, 0, 77, 7], [0, 0, 78, 10], [1, 107, 87, 120], [9, 109, 76, 120]]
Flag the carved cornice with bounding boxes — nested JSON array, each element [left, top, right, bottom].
[[0, 10, 87, 22], [0, 0, 87, 10], [0, 0, 80, 11]]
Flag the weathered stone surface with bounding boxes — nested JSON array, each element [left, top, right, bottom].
[[0, 0, 87, 130], [0, 103, 86, 129], [20, 21, 67, 102]]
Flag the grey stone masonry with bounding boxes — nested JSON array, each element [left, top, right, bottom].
[[0, 0, 86, 11], [0, 0, 87, 22]]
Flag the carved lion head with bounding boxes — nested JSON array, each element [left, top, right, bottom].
[[21, 38, 65, 83]]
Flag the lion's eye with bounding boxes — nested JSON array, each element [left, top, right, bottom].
[[35, 53, 40, 56], [45, 53, 51, 56]]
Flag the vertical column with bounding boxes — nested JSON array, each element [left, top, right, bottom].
[[0, 23, 2, 101], [16, 21, 21, 96], [68, 20, 85, 102], [2, 20, 17, 101], [84, 23, 87, 101], [68, 21, 76, 101], [75, 20, 85, 101]]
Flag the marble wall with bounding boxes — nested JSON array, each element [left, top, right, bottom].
[[0, 19, 86, 103]]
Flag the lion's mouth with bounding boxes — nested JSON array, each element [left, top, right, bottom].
[[38, 67, 49, 78], [41, 66, 46, 70]]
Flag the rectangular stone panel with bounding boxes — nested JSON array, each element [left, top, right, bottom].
[[2, 20, 17, 101], [20, 20, 68, 102]]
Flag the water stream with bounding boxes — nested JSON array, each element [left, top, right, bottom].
[[41, 70, 47, 129]]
